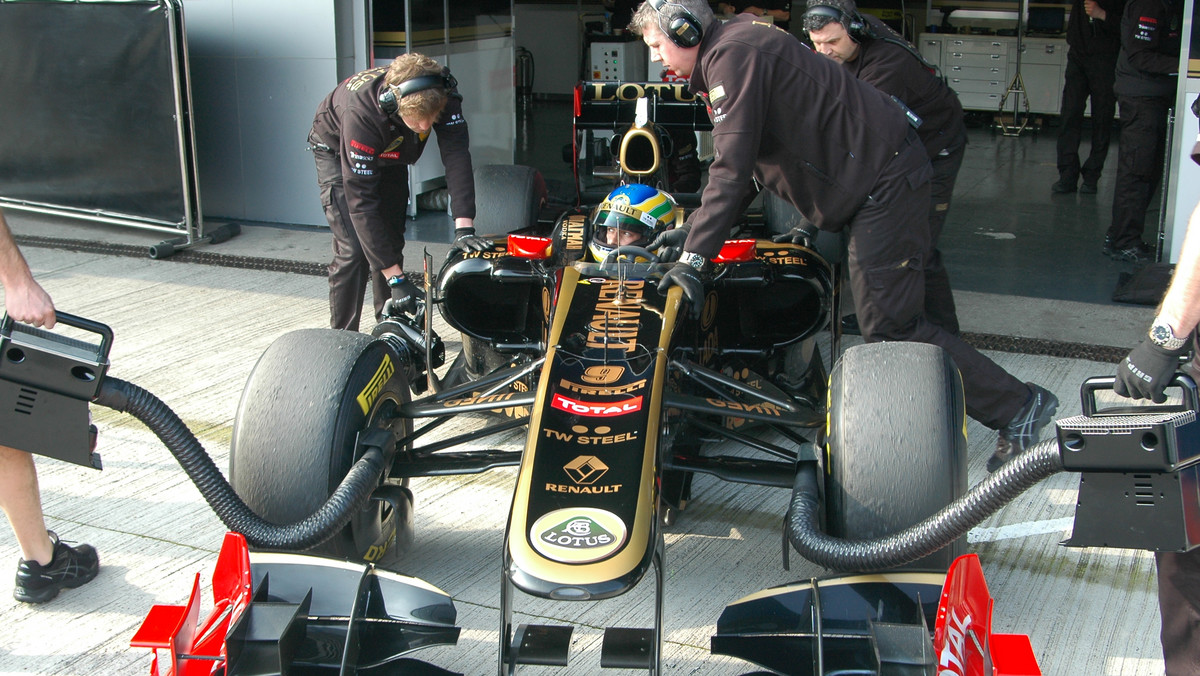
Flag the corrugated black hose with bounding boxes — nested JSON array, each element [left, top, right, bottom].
[[94, 376, 384, 551], [788, 438, 1064, 572]]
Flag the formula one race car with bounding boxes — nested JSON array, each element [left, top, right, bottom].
[[201, 85, 987, 673]]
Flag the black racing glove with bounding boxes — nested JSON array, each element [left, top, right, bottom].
[[647, 225, 690, 262], [771, 221, 819, 248], [386, 276, 423, 316], [1114, 340, 1186, 404], [657, 261, 705, 318], [449, 227, 492, 254]]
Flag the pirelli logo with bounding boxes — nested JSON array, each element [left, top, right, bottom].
[[356, 355, 394, 415]]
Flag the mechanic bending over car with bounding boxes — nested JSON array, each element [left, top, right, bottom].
[[803, 0, 968, 337], [0, 209, 100, 604], [1113, 127, 1200, 676], [308, 52, 492, 332], [629, 0, 1058, 472]]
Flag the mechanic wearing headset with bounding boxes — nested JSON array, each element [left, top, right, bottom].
[[1113, 105, 1200, 675], [308, 52, 490, 332], [802, 0, 966, 336], [629, 0, 1058, 472]]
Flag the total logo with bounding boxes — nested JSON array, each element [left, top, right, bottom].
[[530, 507, 628, 563]]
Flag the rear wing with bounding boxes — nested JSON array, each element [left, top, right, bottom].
[[573, 81, 712, 132]]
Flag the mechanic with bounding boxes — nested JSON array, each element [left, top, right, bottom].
[[802, 0, 967, 336], [308, 52, 491, 332], [1113, 107, 1200, 676], [1051, 0, 1126, 195], [1103, 0, 1182, 263], [716, 1, 792, 32], [629, 0, 1058, 472], [0, 208, 100, 603]]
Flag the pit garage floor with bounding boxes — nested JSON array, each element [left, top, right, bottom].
[[0, 112, 1176, 674]]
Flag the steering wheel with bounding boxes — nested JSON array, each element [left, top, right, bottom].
[[598, 245, 660, 274]]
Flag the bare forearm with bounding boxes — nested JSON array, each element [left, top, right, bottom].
[[1159, 203, 1200, 336]]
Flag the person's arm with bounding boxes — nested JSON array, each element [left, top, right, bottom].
[[434, 94, 476, 231], [1122, 0, 1180, 75], [0, 210, 55, 329], [1157, 203, 1200, 338]]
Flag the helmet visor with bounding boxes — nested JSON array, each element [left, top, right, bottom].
[[592, 203, 657, 248]]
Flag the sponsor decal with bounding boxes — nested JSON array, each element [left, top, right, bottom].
[[760, 248, 811, 266], [704, 397, 783, 417], [530, 507, 628, 563], [383, 138, 404, 153], [708, 83, 726, 105], [351, 162, 374, 176], [562, 214, 586, 252], [584, 82, 697, 103], [551, 393, 642, 417], [564, 455, 608, 484], [445, 113, 466, 126], [379, 152, 400, 160], [444, 392, 517, 408], [344, 67, 385, 92], [585, 280, 645, 353], [543, 424, 640, 445], [356, 355, 394, 415], [349, 139, 376, 154], [349, 151, 371, 161], [937, 608, 972, 675], [559, 378, 646, 397]]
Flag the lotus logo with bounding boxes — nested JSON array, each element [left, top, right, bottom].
[[564, 455, 608, 484]]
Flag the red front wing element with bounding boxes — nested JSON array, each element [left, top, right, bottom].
[[934, 554, 1042, 676], [131, 532, 253, 676]]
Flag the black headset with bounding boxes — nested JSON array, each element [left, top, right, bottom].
[[378, 68, 458, 116], [646, 0, 703, 48], [803, 4, 866, 39]]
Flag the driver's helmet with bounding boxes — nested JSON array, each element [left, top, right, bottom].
[[587, 183, 680, 262]]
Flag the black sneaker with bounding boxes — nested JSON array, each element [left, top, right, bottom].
[[1079, 182, 1098, 194], [1115, 242, 1153, 264], [1051, 178, 1077, 194], [14, 531, 99, 604], [987, 383, 1059, 472], [1102, 236, 1116, 258]]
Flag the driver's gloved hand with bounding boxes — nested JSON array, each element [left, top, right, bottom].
[[449, 227, 492, 254], [771, 221, 820, 249], [386, 276, 423, 316], [647, 225, 690, 262], [658, 261, 705, 318], [1114, 340, 1187, 404]]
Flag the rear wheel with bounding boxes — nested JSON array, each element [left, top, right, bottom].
[[230, 329, 413, 561], [473, 164, 543, 235], [824, 341, 967, 572]]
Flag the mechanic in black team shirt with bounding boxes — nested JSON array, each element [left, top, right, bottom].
[[308, 53, 490, 332], [629, 0, 1058, 472], [803, 0, 967, 336]]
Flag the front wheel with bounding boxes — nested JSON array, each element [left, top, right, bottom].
[[823, 341, 967, 572], [230, 329, 413, 562]]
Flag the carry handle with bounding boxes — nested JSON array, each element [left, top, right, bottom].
[[1081, 373, 1199, 416], [0, 311, 114, 360]]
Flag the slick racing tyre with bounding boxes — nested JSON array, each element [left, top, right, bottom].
[[824, 341, 967, 572], [230, 329, 413, 562], [473, 164, 542, 235]]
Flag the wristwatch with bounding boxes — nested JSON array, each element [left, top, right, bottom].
[[1149, 316, 1188, 351], [679, 251, 711, 274]]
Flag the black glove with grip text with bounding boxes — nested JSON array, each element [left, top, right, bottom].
[[449, 227, 492, 255], [386, 277, 423, 316], [1114, 339, 1187, 404], [657, 261, 705, 318], [647, 225, 690, 263]]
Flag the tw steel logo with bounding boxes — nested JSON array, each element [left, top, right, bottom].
[[551, 393, 642, 417], [542, 425, 640, 445], [585, 280, 644, 353]]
